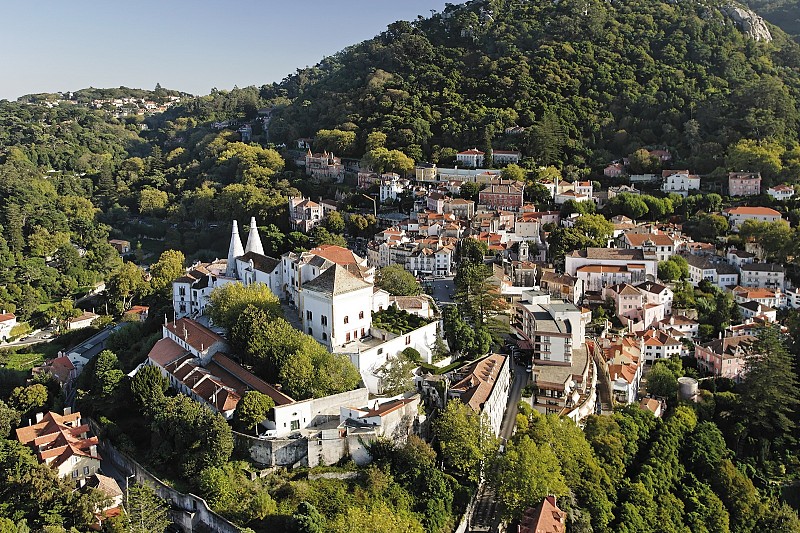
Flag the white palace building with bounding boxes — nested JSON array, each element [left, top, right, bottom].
[[172, 219, 439, 393]]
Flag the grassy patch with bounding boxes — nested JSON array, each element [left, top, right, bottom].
[[0, 347, 45, 371]]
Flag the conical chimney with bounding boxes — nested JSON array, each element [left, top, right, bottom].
[[245, 216, 264, 255], [226, 220, 244, 277]]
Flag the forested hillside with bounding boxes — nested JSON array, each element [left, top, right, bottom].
[[265, 0, 800, 173]]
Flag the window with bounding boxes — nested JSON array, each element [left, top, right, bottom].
[[291, 420, 300, 431], [361, 328, 365, 337], [346, 332, 351, 342], [321, 315, 328, 326], [83, 466, 90, 475], [322, 332, 327, 341], [308, 328, 313, 336], [72, 456, 78, 465], [306, 310, 313, 320], [344, 316, 349, 324], [359, 311, 364, 319], [405, 336, 411, 345], [72, 470, 79, 478], [179, 287, 186, 296]]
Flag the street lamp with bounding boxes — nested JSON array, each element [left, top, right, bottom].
[[124, 473, 135, 511]]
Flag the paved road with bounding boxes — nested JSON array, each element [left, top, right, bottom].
[[424, 276, 456, 305], [499, 362, 529, 442], [468, 360, 529, 532], [0, 328, 51, 349]]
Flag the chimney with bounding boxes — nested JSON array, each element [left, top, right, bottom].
[[35, 412, 44, 423], [63, 407, 72, 416]]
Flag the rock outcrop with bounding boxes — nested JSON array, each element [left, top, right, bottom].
[[721, 4, 773, 42]]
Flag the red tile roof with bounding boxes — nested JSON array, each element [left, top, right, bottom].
[[147, 338, 188, 367], [519, 497, 566, 533], [164, 318, 224, 354], [724, 206, 781, 216], [16, 411, 100, 468], [309, 244, 362, 266]]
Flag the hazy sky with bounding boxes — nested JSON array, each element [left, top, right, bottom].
[[0, 1, 450, 100]]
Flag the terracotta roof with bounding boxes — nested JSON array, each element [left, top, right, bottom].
[[208, 354, 294, 405], [458, 148, 485, 155], [724, 206, 781, 216], [309, 244, 363, 266], [624, 232, 676, 247], [449, 354, 507, 414], [363, 398, 415, 418], [164, 318, 224, 354], [699, 335, 756, 358], [0, 312, 16, 322], [608, 362, 638, 384], [639, 397, 662, 415], [519, 497, 566, 533], [147, 338, 187, 367], [635, 281, 669, 295], [576, 264, 640, 274], [733, 287, 776, 299], [16, 411, 100, 468], [35, 356, 75, 384]]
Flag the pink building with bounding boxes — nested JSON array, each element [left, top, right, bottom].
[[728, 172, 762, 197], [695, 335, 756, 382]]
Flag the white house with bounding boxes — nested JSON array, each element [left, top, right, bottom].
[[685, 255, 739, 289], [301, 265, 374, 350], [491, 150, 522, 166], [767, 185, 795, 201], [0, 312, 17, 340], [661, 170, 700, 196], [739, 263, 785, 290], [447, 354, 510, 437], [637, 329, 682, 363], [565, 248, 658, 283], [456, 148, 485, 167], [724, 206, 783, 230]]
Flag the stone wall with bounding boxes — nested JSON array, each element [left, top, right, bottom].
[[234, 432, 308, 467], [96, 436, 240, 533]]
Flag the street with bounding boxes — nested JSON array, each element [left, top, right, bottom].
[[499, 361, 529, 442], [0, 328, 51, 349], [424, 276, 456, 305], [468, 360, 528, 532]]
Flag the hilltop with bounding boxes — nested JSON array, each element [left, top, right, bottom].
[[264, 0, 800, 173]]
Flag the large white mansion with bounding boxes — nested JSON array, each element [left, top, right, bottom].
[[172, 219, 439, 393]]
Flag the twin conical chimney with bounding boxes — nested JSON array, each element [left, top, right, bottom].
[[226, 220, 244, 277], [246, 216, 264, 255]]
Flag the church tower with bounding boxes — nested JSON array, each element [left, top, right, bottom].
[[226, 220, 244, 278], [245, 216, 264, 255], [519, 241, 530, 262]]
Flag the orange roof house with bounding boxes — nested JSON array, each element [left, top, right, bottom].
[[16, 410, 101, 483]]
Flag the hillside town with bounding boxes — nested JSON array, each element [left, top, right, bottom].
[[3, 0, 800, 532]]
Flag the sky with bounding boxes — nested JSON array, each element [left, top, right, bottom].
[[0, 0, 451, 101]]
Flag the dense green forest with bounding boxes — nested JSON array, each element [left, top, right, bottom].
[[265, 0, 800, 175]]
